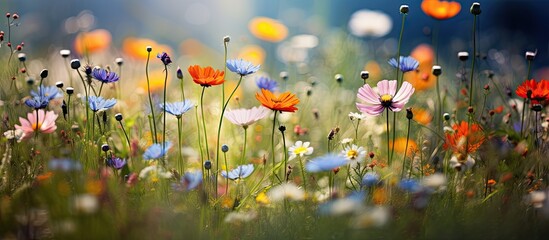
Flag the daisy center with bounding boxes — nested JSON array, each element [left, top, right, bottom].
[[32, 122, 42, 131], [293, 146, 308, 155], [380, 94, 393, 108], [347, 150, 358, 159]]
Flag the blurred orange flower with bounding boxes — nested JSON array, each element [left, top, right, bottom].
[[74, 29, 111, 55], [139, 69, 169, 93], [122, 37, 172, 60], [238, 45, 266, 66], [188, 65, 225, 87], [412, 108, 432, 125], [444, 121, 485, 154], [256, 89, 299, 112], [248, 17, 288, 42], [404, 44, 436, 91], [392, 137, 418, 155], [364, 61, 382, 81], [421, 0, 461, 20]]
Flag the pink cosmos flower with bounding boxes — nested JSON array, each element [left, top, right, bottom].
[[15, 109, 58, 140], [225, 106, 270, 128], [356, 80, 415, 116]]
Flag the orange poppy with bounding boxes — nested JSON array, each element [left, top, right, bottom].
[[74, 29, 111, 55], [188, 65, 225, 87], [255, 89, 299, 112], [515, 79, 549, 103], [421, 0, 461, 20], [444, 121, 485, 154]]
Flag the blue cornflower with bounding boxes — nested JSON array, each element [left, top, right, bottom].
[[399, 178, 422, 193], [183, 170, 202, 190], [361, 172, 380, 187], [157, 52, 172, 66], [25, 96, 49, 109], [256, 76, 278, 92], [106, 157, 127, 170], [226, 59, 260, 76], [160, 100, 194, 117], [88, 96, 117, 112], [143, 142, 172, 160], [48, 158, 82, 171], [221, 164, 254, 180], [388, 56, 419, 73], [305, 153, 348, 173], [31, 86, 62, 100], [92, 67, 120, 83]]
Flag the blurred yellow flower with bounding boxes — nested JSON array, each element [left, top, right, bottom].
[[122, 37, 172, 60], [392, 137, 418, 155], [238, 45, 265, 66], [248, 17, 288, 42], [255, 191, 270, 205], [139, 69, 170, 93], [74, 29, 111, 55]]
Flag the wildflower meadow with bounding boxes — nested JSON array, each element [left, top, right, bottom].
[[1, 0, 549, 239]]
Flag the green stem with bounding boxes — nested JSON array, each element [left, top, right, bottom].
[[298, 156, 307, 191], [195, 106, 205, 182], [467, 14, 478, 154], [241, 127, 248, 165], [200, 87, 210, 161], [145, 51, 158, 144], [76, 70, 90, 140], [386, 109, 391, 166], [401, 118, 411, 179], [396, 14, 406, 86], [520, 99, 527, 138], [162, 65, 168, 167], [271, 111, 279, 183], [119, 121, 131, 153], [177, 117, 184, 174], [223, 152, 229, 195], [98, 82, 104, 96]]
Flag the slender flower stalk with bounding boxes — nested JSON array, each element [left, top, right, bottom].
[[467, 2, 481, 152], [145, 46, 158, 144], [157, 52, 172, 155], [402, 108, 413, 179], [396, 5, 408, 86], [199, 87, 210, 161]]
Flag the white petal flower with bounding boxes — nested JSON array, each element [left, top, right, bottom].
[[267, 183, 305, 202]]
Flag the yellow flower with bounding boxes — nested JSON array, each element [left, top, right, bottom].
[[238, 45, 266, 66], [256, 191, 270, 205], [139, 69, 170, 93], [248, 17, 288, 42]]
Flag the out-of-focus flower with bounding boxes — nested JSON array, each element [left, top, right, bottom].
[[526, 191, 546, 208], [92, 67, 120, 83], [352, 206, 390, 228], [421, 0, 461, 20], [256, 89, 299, 112], [88, 96, 117, 112], [388, 56, 420, 73], [173, 170, 202, 191], [391, 137, 417, 155], [31, 86, 62, 101], [224, 106, 269, 128], [349, 112, 366, 121], [288, 141, 314, 160], [421, 173, 447, 192], [516, 79, 549, 104], [224, 211, 258, 223], [306, 153, 348, 172], [106, 157, 126, 170], [291, 34, 319, 49], [139, 165, 173, 182], [237, 45, 265, 66], [449, 154, 476, 172], [362, 172, 380, 187], [24, 96, 49, 109], [157, 52, 172, 66], [356, 80, 415, 116], [15, 109, 58, 140], [3, 129, 24, 142], [74, 29, 112, 55], [73, 194, 99, 214], [221, 164, 254, 180], [319, 191, 365, 216], [348, 9, 392, 38], [404, 44, 436, 91], [143, 142, 172, 160], [48, 158, 82, 172], [139, 69, 167, 92], [122, 37, 172, 60], [399, 179, 422, 193], [412, 107, 432, 125], [267, 182, 305, 202], [248, 17, 288, 42], [444, 121, 485, 154], [226, 59, 260, 77], [160, 100, 194, 118], [188, 65, 225, 87], [256, 76, 278, 92]]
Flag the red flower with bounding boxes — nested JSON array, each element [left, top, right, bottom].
[[515, 79, 549, 103], [444, 121, 485, 155]]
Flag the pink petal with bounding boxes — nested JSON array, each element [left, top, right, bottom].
[[357, 84, 381, 105], [392, 81, 415, 106], [377, 80, 397, 96], [356, 103, 384, 116]]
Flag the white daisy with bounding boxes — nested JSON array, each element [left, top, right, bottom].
[[288, 141, 314, 160]]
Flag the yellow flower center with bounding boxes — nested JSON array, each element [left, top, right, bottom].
[[380, 94, 393, 108], [32, 122, 42, 131], [347, 150, 358, 159], [293, 146, 308, 155]]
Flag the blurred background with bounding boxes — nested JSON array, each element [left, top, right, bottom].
[[1, 0, 548, 70]]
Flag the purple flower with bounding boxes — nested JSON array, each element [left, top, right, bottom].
[[361, 172, 379, 187], [356, 80, 415, 116], [388, 56, 419, 73], [157, 52, 172, 66], [256, 76, 278, 91], [106, 157, 127, 170], [226, 59, 260, 76], [92, 67, 120, 83]]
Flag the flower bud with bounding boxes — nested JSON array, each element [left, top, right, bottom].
[[84, 66, 92, 75], [406, 108, 413, 120], [278, 125, 286, 132], [400, 5, 409, 14], [55, 81, 64, 89], [17, 53, 26, 62], [221, 144, 229, 153], [369, 152, 375, 159], [66, 87, 74, 95], [335, 74, 343, 84], [5, 13, 10, 18], [432, 65, 442, 76], [483, 84, 490, 91], [468, 107, 474, 113], [470, 2, 481, 15], [60, 49, 71, 58], [115, 57, 124, 66], [40, 69, 48, 78], [223, 36, 231, 43], [176, 67, 183, 80], [70, 59, 81, 69], [146, 46, 152, 52], [360, 71, 369, 80], [458, 51, 469, 61], [204, 160, 212, 170], [525, 51, 536, 61], [443, 113, 450, 121], [280, 71, 288, 81], [26, 78, 34, 85], [532, 104, 543, 112], [101, 144, 110, 152], [12, 13, 18, 19], [115, 113, 123, 121]]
